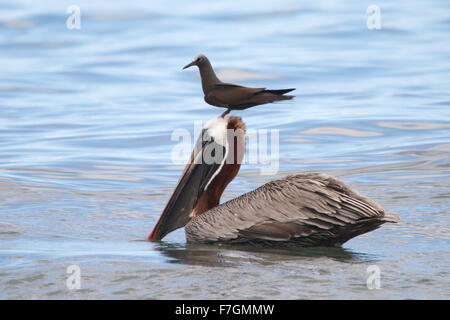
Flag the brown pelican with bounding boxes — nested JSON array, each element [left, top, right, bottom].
[[149, 116, 399, 246]]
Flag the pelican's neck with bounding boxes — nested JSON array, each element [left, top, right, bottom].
[[192, 162, 241, 216], [191, 116, 245, 216]]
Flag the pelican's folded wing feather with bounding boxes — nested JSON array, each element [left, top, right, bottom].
[[185, 173, 399, 246]]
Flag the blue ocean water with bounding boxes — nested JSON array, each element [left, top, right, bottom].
[[0, 0, 449, 299]]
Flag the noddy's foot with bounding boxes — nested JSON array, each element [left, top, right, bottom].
[[220, 109, 231, 118]]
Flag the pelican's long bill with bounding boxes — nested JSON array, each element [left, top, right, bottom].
[[148, 116, 245, 241]]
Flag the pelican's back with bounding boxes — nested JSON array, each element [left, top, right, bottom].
[[185, 173, 399, 247]]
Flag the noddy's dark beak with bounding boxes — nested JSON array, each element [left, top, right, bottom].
[[182, 61, 196, 70], [148, 139, 225, 241]]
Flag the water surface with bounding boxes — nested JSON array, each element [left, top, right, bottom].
[[0, 0, 449, 299]]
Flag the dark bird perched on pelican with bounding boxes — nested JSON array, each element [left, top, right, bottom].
[[183, 54, 295, 117], [149, 116, 399, 246]]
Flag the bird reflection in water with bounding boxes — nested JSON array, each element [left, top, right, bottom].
[[151, 241, 373, 268]]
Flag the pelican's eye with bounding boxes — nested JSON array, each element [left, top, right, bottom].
[[200, 129, 213, 147]]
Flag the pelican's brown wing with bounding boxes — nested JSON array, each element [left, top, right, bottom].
[[185, 173, 399, 247]]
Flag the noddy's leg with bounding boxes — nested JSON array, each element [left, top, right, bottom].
[[220, 108, 231, 118]]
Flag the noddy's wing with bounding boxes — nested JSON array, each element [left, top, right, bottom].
[[185, 173, 398, 246], [205, 84, 265, 108]]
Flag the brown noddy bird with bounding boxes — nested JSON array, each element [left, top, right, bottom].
[[183, 54, 295, 116]]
